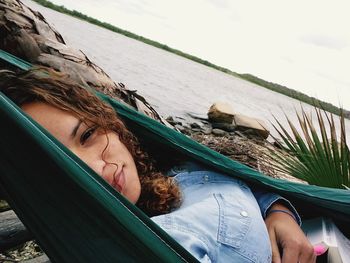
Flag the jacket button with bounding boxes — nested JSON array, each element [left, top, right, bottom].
[[240, 211, 248, 217], [203, 175, 209, 181]]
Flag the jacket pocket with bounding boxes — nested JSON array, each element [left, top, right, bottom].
[[214, 193, 252, 248]]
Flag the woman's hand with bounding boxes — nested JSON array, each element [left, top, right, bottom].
[[265, 203, 316, 263]]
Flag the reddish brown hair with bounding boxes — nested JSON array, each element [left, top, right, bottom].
[[0, 67, 181, 216]]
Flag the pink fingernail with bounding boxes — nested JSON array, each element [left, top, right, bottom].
[[314, 245, 327, 256]]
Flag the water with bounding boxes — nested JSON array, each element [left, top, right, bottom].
[[22, 0, 350, 139]]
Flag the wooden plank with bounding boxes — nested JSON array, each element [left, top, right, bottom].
[[0, 199, 10, 212], [22, 254, 50, 263], [0, 210, 33, 251]]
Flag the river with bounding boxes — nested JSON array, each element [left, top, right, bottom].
[[22, 0, 350, 139]]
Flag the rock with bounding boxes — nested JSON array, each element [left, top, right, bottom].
[[212, 128, 227, 136], [243, 129, 255, 136], [211, 122, 236, 132], [187, 112, 209, 123], [166, 116, 182, 126], [202, 128, 212, 135], [190, 123, 201, 129], [166, 116, 175, 123], [207, 102, 235, 123], [174, 124, 185, 133], [234, 130, 248, 139], [181, 126, 192, 135], [233, 114, 270, 139]]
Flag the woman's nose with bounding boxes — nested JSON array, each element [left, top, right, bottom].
[[72, 148, 106, 176], [101, 162, 119, 185], [85, 158, 106, 176]]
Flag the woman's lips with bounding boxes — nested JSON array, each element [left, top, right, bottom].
[[112, 168, 126, 193]]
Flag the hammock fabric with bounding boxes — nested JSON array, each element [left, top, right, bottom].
[[0, 49, 349, 263]]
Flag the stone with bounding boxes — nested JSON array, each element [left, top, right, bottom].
[[211, 122, 236, 132], [234, 130, 248, 139], [233, 114, 270, 139], [243, 129, 255, 135], [174, 124, 185, 133], [202, 128, 212, 135], [212, 128, 227, 136], [207, 102, 235, 123], [166, 116, 182, 126], [166, 116, 175, 122], [182, 126, 192, 135], [190, 122, 201, 129]]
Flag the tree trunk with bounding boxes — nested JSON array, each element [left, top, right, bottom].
[[0, 0, 170, 126]]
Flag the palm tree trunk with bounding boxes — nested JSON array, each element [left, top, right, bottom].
[[0, 0, 170, 126]]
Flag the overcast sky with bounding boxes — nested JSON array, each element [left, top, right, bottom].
[[50, 0, 350, 109]]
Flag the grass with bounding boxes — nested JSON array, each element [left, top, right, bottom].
[[32, 0, 350, 119]]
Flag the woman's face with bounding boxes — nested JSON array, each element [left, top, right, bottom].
[[22, 102, 141, 204]]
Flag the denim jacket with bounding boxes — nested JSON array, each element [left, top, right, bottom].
[[152, 163, 300, 263]]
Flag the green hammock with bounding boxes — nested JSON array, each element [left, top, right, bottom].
[[0, 49, 349, 263]]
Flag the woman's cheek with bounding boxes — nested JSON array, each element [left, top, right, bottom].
[[87, 159, 105, 177], [72, 146, 105, 176]]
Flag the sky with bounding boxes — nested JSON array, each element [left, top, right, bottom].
[[50, 0, 350, 109]]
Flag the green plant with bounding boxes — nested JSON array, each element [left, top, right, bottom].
[[270, 108, 349, 189]]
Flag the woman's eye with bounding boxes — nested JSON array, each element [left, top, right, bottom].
[[80, 126, 96, 145]]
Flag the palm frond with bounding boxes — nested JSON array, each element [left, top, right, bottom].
[[268, 107, 350, 189]]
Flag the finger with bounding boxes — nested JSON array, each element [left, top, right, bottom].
[[269, 229, 281, 263], [281, 245, 299, 263], [299, 245, 317, 263]]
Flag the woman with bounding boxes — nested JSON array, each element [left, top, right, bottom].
[[0, 68, 315, 263]]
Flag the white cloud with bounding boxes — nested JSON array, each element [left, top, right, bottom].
[[301, 35, 349, 50]]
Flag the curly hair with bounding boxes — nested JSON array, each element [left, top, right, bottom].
[[0, 67, 182, 216]]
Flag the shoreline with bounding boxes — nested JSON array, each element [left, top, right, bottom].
[[31, 0, 350, 119]]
